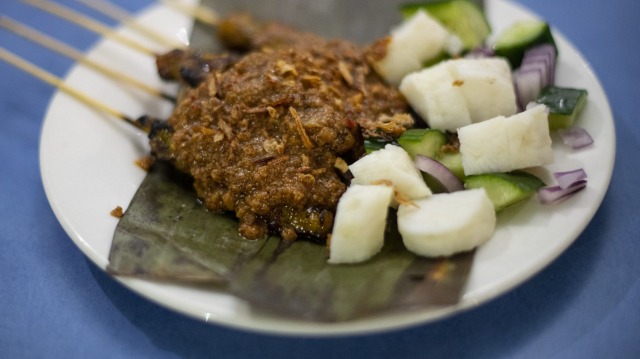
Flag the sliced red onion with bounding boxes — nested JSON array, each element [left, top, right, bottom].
[[513, 44, 558, 111], [522, 53, 553, 85], [539, 168, 588, 204], [415, 155, 464, 193], [553, 168, 587, 189], [538, 179, 587, 205], [558, 127, 594, 149], [520, 55, 553, 88], [513, 67, 543, 109], [524, 44, 557, 85], [519, 60, 550, 89]]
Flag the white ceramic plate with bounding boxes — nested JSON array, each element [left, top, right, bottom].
[[40, 0, 615, 335]]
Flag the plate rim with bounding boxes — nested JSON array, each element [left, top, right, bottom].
[[38, 0, 616, 336]]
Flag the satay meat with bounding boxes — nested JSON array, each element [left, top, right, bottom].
[[152, 14, 411, 241]]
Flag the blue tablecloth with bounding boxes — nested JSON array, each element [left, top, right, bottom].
[[2, 0, 639, 357]]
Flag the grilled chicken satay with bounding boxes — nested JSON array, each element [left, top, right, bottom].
[[149, 13, 412, 241], [155, 49, 239, 87]]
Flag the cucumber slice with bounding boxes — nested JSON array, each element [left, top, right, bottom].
[[401, 0, 491, 50], [364, 138, 392, 154], [397, 129, 463, 193], [397, 128, 448, 159], [437, 151, 465, 181], [536, 86, 588, 130], [464, 171, 545, 211], [420, 151, 465, 193], [493, 19, 557, 68]]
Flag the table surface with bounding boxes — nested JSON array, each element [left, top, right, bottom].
[[2, 0, 639, 358]]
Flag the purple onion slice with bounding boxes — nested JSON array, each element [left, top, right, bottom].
[[524, 44, 557, 84], [553, 169, 587, 189], [513, 67, 543, 109], [538, 180, 587, 205], [415, 155, 464, 193], [558, 127, 594, 149]]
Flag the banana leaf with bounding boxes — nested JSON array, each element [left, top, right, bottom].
[[107, 0, 475, 321], [108, 162, 474, 322]]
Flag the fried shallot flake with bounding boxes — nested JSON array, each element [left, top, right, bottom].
[[153, 13, 411, 240], [135, 155, 155, 171], [110, 206, 124, 218]]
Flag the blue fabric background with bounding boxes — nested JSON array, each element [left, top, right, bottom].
[[1, 0, 638, 358]]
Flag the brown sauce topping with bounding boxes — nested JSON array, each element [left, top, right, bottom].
[[154, 14, 411, 241]]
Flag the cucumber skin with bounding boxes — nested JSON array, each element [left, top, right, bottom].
[[536, 87, 588, 130], [438, 152, 465, 181], [464, 171, 545, 211], [364, 138, 393, 154], [400, 0, 491, 50], [422, 151, 465, 194], [493, 20, 557, 68], [397, 129, 448, 159]]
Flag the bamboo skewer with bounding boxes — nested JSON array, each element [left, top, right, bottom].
[[75, 0, 186, 49], [2, 0, 227, 131], [0, 1, 229, 133], [0, 16, 176, 103], [22, 0, 157, 56], [21, 0, 225, 59], [0, 47, 145, 131]]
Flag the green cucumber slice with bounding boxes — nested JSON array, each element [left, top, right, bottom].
[[421, 151, 465, 194], [401, 0, 491, 50], [364, 138, 392, 154], [493, 19, 557, 68], [397, 128, 448, 159], [464, 171, 545, 211], [536, 86, 588, 130], [437, 151, 465, 181]]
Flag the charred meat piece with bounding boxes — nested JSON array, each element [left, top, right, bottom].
[[156, 49, 238, 87], [215, 13, 414, 140], [152, 14, 411, 241]]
